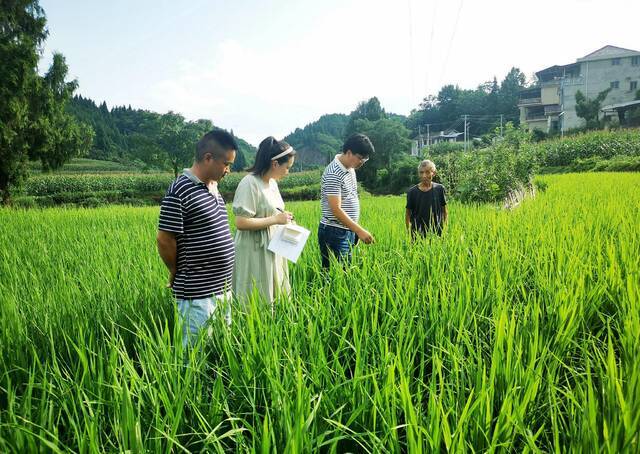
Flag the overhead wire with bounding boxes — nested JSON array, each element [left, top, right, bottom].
[[438, 0, 464, 89], [424, 0, 438, 98], [407, 0, 416, 109]]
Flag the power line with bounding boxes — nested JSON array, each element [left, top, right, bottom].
[[407, 0, 416, 108], [424, 0, 438, 97], [439, 0, 464, 88]]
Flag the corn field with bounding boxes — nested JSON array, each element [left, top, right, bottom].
[[0, 172, 639, 452]]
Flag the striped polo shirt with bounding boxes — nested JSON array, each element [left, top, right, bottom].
[[158, 169, 235, 299], [320, 155, 360, 229]]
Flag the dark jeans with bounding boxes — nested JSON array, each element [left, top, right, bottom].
[[318, 223, 357, 268]]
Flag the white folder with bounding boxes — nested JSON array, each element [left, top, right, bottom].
[[267, 224, 311, 263]]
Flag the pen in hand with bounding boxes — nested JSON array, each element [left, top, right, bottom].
[[276, 208, 295, 222]]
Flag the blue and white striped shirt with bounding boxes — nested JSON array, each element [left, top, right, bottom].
[[320, 155, 360, 229]]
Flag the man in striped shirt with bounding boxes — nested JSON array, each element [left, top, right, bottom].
[[318, 133, 375, 268], [157, 130, 237, 347]]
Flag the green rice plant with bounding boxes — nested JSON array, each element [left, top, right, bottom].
[[0, 173, 639, 451]]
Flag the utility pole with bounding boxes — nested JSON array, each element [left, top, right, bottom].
[[426, 124, 430, 148], [463, 115, 468, 152], [500, 114, 503, 137]]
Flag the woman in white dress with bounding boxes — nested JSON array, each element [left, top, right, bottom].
[[232, 137, 296, 303]]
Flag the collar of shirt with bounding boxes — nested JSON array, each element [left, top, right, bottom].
[[183, 168, 219, 196], [183, 168, 204, 185], [334, 154, 349, 173]]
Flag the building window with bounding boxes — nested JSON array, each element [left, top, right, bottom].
[[610, 81, 619, 89], [611, 58, 621, 66], [631, 81, 638, 91], [632, 56, 640, 66]]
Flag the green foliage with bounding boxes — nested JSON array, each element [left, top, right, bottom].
[[0, 1, 92, 204], [425, 141, 465, 156], [593, 155, 640, 172], [532, 177, 548, 192], [575, 88, 611, 129], [530, 128, 548, 142], [350, 117, 413, 192], [2, 174, 640, 451], [20, 170, 325, 207], [27, 158, 147, 174], [157, 113, 204, 177], [406, 67, 527, 138], [67, 96, 257, 173], [338, 98, 413, 192], [284, 102, 411, 172], [377, 155, 422, 194], [344, 97, 386, 137], [429, 126, 538, 203], [285, 114, 349, 170], [541, 155, 640, 173], [533, 129, 640, 167]]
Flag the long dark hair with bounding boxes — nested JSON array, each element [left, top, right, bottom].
[[249, 136, 296, 176]]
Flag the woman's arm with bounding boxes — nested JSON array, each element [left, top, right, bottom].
[[235, 211, 291, 231]]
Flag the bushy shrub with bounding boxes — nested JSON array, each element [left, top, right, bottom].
[[25, 170, 323, 198], [427, 129, 538, 204], [592, 155, 640, 172], [22, 170, 325, 207], [534, 129, 640, 167], [533, 178, 548, 192]]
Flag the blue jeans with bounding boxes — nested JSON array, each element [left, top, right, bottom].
[[318, 223, 357, 268], [176, 291, 232, 348]]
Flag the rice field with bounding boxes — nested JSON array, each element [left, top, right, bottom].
[[0, 172, 639, 452]]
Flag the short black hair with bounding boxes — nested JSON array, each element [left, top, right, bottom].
[[342, 133, 374, 157], [195, 129, 238, 162], [249, 136, 296, 176]]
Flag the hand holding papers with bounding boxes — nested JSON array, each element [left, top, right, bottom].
[[268, 223, 310, 263]]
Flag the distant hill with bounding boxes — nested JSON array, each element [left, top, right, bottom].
[[285, 111, 409, 170], [284, 114, 349, 170], [67, 96, 256, 171]]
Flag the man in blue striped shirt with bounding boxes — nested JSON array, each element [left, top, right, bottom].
[[157, 130, 237, 347], [318, 133, 375, 268]]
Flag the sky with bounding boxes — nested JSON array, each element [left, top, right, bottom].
[[39, 0, 640, 146]]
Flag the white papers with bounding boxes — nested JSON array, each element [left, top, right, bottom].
[[267, 224, 310, 263]]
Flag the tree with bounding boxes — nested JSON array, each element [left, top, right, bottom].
[[0, 0, 47, 203], [575, 88, 611, 129], [343, 98, 412, 192], [344, 97, 386, 138], [158, 112, 196, 178], [27, 53, 93, 171], [0, 1, 92, 203], [285, 113, 349, 170], [498, 67, 527, 124]]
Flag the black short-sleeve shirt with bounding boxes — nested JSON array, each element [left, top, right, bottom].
[[406, 183, 447, 235]]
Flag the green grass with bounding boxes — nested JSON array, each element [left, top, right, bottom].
[[1, 173, 639, 451]]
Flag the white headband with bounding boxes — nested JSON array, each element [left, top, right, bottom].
[[271, 146, 294, 161]]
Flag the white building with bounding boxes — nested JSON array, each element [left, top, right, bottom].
[[519, 45, 640, 133]]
